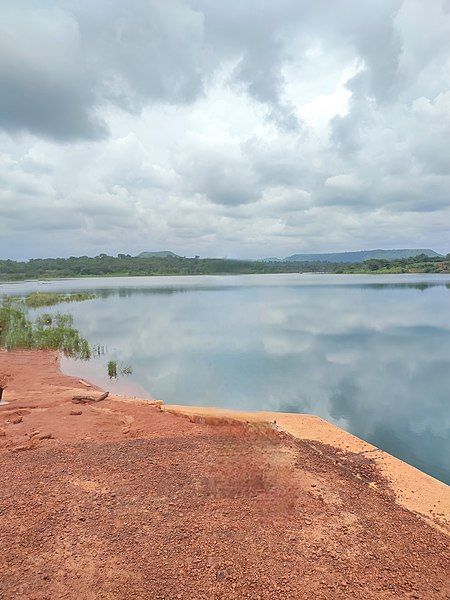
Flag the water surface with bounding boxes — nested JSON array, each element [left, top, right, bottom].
[[2, 273, 449, 483]]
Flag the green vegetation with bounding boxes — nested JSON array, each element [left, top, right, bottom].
[[107, 360, 117, 378], [0, 291, 135, 371], [107, 359, 133, 379], [0, 254, 307, 279], [0, 252, 448, 281], [335, 254, 450, 275], [24, 291, 96, 308], [0, 297, 90, 359], [283, 248, 441, 263]]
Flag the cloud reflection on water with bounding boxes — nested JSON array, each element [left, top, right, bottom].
[[4, 275, 448, 483]]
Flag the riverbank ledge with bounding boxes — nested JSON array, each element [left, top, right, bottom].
[[163, 405, 450, 533], [0, 349, 449, 599]]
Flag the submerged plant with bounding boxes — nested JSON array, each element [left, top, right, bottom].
[[107, 360, 132, 378], [120, 364, 133, 376], [107, 360, 118, 379], [92, 344, 107, 357]]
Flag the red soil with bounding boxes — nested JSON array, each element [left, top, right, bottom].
[[0, 349, 449, 599]]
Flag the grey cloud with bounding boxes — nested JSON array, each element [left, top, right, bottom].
[[81, 0, 207, 108], [346, 1, 403, 102], [231, 36, 301, 132], [0, 0, 449, 258], [408, 94, 450, 175], [192, 0, 303, 131], [193, 0, 403, 129], [0, 69, 107, 142], [174, 141, 262, 206], [190, 167, 260, 206], [380, 174, 450, 212], [316, 173, 368, 208], [329, 74, 377, 155], [0, 0, 434, 142], [0, 0, 207, 140], [0, 3, 108, 141]]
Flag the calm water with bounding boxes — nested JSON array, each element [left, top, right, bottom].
[[2, 274, 450, 483]]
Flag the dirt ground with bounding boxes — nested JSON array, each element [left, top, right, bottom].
[[0, 349, 449, 599]]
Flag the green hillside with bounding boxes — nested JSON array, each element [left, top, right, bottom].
[[284, 249, 441, 263], [137, 251, 181, 258]]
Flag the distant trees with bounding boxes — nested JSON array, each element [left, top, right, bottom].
[[0, 253, 448, 281], [364, 259, 390, 271]]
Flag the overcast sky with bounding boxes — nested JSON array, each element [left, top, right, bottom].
[[1, 0, 449, 260]]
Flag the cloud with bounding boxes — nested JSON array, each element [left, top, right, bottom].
[[0, 4, 106, 140], [173, 135, 261, 205], [0, 0, 207, 141], [0, 0, 449, 258]]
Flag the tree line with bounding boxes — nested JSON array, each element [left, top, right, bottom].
[[0, 252, 448, 281]]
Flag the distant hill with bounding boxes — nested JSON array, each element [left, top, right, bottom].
[[283, 249, 441, 263], [137, 251, 181, 259]]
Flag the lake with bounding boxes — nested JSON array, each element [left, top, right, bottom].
[[2, 273, 449, 484]]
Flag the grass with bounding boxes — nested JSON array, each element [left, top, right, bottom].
[[107, 360, 133, 379], [0, 291, 133, 371], [23, 291, 96, 309], [107, 360, 118, 378], [0, 296, 91, 360]]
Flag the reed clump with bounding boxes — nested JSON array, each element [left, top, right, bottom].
[[107, 360, 118, 378], [0, 297, 91, 360], [107, 360, 133, 379], [24, 291, 96, 308]]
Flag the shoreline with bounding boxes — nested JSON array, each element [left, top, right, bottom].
[[1, 349, 449, 598], [1, 270, 450, 285], [163, 405, 450, 533], [2, 348, 449, 532]]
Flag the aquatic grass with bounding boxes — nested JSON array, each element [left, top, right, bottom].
[[0, 297, 34, 349], [120, 364, 133, 376], [108, 360, 118, 378], [33, 312, 91, 359], [1, 292, 128, 371], [0, 296, 91, 360], [24, 291, 96, 309], [107, 360, 132, 378]]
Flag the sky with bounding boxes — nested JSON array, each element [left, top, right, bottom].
[[0, 0, 449, 260]]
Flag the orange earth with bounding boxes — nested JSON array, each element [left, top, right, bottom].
[[0, 349, 449, 599]]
